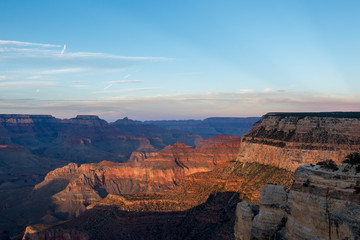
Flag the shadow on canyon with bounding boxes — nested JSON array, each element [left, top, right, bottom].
[[25, 191, 241, 240]]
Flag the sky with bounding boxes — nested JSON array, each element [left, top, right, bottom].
[[1, 0, 360, 121]]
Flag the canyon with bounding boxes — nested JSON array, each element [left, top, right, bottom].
[[1, 134, 243, 238], [32, 135, 241, 220], [22, 161, 294, 240], [0, 114, 257, 239], [3, 112, 360, 239], [0, 114, 257, 186]]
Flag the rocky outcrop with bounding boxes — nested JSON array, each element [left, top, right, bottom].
[[23, 225, 88, 240], [234, 163, 360, 240], [238, 112, 360, 171], [30, 136, 241, 220], [234, 201, 259, 240], [23, 161, 294, 240]]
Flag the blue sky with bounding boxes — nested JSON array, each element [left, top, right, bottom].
[[1, 0, 360, 120]]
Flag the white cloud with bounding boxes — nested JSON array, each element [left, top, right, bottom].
[[69, 84, 89, 88], [0, 81, 58, 87], [61, 52, 171, 61], [0, 76, 11, 80], [0, 90, 359, 120], [107, 80, 142, 84], [0, 40, 172, 78], [238, 89, 254, 93], [0, 40, 61, 48], [263, 88, 274, 93], [93, 87, 159, 95], [27, 75, 53, 80], [36, 68, 87, 75]]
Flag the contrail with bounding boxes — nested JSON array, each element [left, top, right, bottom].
[[104, 84, 113, 90], [60, 44, 66, 55]]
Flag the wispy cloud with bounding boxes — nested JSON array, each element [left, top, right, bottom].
[[238, 89, 254, 93], [0, 76, 12, 80], [27, 75, 51, 80], [0, 90, 359, 121], [107, 80, 142, 84], [93, 87, 159, 95], [69, 84, 88, 88], [103, 80, 143, 90], [0, 40, 61, 48], [0, 40, 172, 79], [36, 68, 87, 75], [0, 81, 58, 87]]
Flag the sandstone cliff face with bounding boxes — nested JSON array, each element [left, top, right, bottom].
[[234, 163, 360, 240], [238, 112, 360, 171], [32, 135, 241, 220], [23, 161, 294, 240]]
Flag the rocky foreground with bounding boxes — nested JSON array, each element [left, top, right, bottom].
[[235, 163, 360, 240]]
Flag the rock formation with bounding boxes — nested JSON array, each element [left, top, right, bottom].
[[234, 163, 360, 240], [238, 112, 360, 171], [23, 161, 294, 240], [32, 135, 241, 220], [111, 117, 203, 149], [0, 114, 203, 238]]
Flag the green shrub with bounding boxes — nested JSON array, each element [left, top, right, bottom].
[[343, 152, 360, 165], [316, 159, 338, 171]]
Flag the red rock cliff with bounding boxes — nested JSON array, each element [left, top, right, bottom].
[[33, 135, 241, 219], [237, 112, 360, 171]]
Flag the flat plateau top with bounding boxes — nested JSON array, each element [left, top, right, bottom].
[[265, 112, 360, 118]]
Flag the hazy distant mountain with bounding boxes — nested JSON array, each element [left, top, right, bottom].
[[139, 117, 261, 139]]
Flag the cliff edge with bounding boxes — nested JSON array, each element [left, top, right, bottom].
[[235, 162, 360, 240], [238, 112, 360, 171]]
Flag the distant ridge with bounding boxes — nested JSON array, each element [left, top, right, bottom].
[[265, 111, 360, 118], [0, 114, 54, 118], [139, 117, 261, 138]]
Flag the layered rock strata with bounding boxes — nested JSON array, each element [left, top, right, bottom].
[[32, 135, 242, 219], [23, 161, 294, 240], [238, 112, 360, 171], [235, 163, 360, 240]]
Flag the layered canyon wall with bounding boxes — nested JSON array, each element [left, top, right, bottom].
[[237, 112, 360, 171], [29, 135, 241, 220]]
